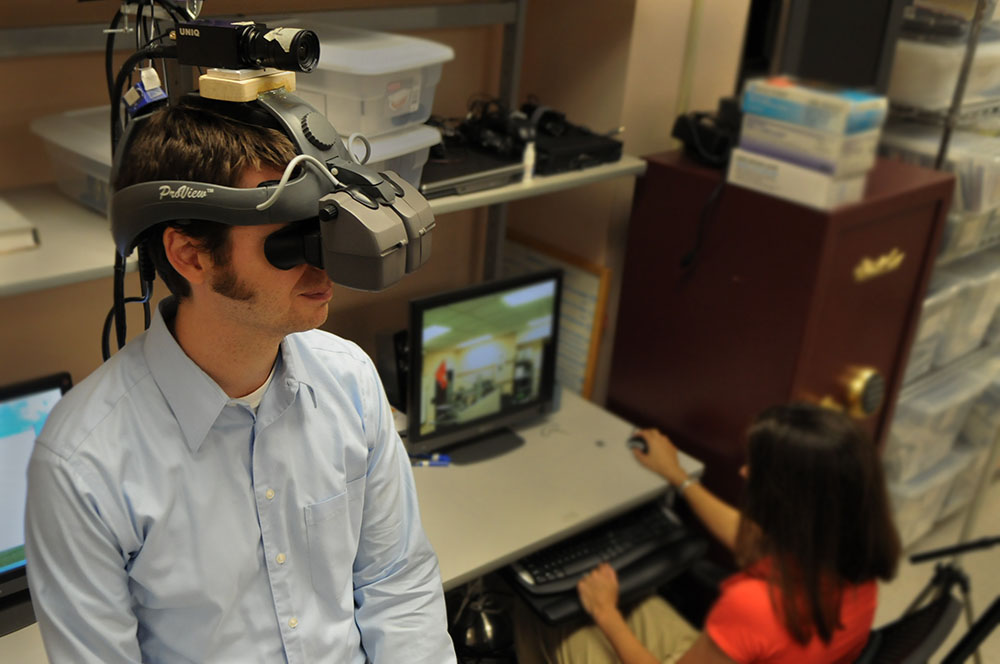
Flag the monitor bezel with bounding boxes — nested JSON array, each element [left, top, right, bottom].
[[0, 371, 72, 601], [405, 269, 563, 456]]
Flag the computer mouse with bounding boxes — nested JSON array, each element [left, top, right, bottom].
[[626, 434, 648, 454]]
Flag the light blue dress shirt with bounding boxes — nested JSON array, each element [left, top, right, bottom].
[[25, 298, 456, 664]]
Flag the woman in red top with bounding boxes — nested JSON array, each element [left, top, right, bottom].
[[518, 403, 901, 664]]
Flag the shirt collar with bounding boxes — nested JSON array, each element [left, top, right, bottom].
[[144, 297, 231, 453], [143, 297, 319, 452]]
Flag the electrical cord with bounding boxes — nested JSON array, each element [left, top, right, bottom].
[[680, 179, 726, 271], [102, 3, 185, 359]]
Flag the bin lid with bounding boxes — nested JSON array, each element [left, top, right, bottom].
[[293, 23, 454, 76], [30, 106, 111, 169], [353, 124, 441, 163]]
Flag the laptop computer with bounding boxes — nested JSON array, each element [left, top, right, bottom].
[[419, 146, 525, 200], [0, 371, 71, 636]]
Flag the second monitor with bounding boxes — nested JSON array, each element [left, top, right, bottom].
[[406, 269, 563, 461]]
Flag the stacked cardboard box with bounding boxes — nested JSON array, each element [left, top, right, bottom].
[[727, 76, 888, 210]]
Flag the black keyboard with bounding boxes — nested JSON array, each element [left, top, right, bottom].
[[510, 500, 688, 595]]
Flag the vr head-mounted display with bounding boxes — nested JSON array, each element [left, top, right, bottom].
[[111, 90, 435, 292]]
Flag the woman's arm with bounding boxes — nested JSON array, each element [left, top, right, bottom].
[[578, 565, 740, 664], [632, 428, 742, 552], [578, 563, 659, 664]]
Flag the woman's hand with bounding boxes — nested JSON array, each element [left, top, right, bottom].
[[631, 428, 688, 487], [577, 563, 621, 626]]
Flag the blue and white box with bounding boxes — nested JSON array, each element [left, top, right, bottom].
[[739, 114, 880, 177], [741, 76, 888, 135]]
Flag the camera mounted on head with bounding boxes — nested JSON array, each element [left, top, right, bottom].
[[102, 1, 437, 359]]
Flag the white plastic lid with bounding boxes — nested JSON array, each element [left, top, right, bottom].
[[30, 106, 112, 168], [890, 445, 976, 495], [355, 124, 441, 163], [298, 23, 454, 75]]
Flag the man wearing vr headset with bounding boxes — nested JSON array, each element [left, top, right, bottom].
[[24, 98, 456, 663]]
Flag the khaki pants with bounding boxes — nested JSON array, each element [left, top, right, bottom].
[[514, 595, 700, 664]]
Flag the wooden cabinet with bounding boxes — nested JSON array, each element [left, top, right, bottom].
[[607, 151, 955, 501]]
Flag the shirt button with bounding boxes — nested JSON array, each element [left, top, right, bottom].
[[265, 489, 275, 500], [289, 617, 299, 629], [276, 553, 286, 565]]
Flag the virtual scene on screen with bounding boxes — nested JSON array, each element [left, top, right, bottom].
[[419, 281, 555, 437]]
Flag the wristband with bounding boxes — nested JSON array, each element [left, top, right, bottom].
[[677, 476, 698, 495]]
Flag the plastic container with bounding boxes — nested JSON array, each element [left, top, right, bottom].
[[902, 276, 963, 385], [880, 123, 1000, 213], [887, 36, 1000, 111], [30, 106, 112, 214], [289, 23, 453, 138], [933, 249, 1000, 367], [883, 355, 996, 484], [889, 449, 978, 548], [353, 124, 441, 187], [939, 444, 991, 520], [31, 105, 440, 217], [959, 360, 1000, 448], [938, 209, 993, 264]]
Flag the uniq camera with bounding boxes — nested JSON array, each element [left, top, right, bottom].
[[175, 20, 320, 73]]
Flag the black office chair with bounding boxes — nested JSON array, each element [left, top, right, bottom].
[[854, 584, 963, 664]]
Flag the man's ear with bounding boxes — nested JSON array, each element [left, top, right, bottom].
[[162, 226, 210, 287]]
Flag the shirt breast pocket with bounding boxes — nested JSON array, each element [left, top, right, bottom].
[[304, 477, 365, 599]]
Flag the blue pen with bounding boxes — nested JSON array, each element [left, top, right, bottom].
[[410, 453, 451, 462], [411, 459, 450, 467]]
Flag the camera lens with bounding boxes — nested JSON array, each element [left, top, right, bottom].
[[242, 26, 320, 73]]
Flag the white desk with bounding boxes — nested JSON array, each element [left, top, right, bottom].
[[415, 389, 701, 591], [0, 390, 701, 661]]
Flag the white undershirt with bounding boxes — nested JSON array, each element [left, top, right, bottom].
[[228, 363, 277, 412]]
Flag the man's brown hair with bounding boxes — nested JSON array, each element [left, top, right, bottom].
[[113, 100, 297, 297]]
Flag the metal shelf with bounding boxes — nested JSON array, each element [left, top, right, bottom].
[[0, 186, 133, 298], [427, 155, 646, 215], [0, 2, 518, 59]]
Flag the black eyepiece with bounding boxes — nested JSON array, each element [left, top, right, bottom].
[[242, 26, 320, 73]]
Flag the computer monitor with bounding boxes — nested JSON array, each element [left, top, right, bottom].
[[0, 372, 71, 631], [737, 0, 908, 94], [406, 269, 562, 461]]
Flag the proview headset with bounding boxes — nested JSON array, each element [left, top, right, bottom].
[[102, 2, 436, 360]]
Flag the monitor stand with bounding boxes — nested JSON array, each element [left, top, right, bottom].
[[447, 427, 525, 464]]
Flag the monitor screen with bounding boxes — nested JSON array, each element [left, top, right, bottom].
[[0, 373, 70, 600], [406, 270, 562, 458]]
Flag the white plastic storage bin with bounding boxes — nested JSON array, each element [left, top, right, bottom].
[[939, 210, 993, 264], [960, 362, 1000, 448], [903, 276, 963, 385], [883, 356, 996, 484], [290, 23, 453, 138], [353, 124, 441, 187], [890, 450, 977, 549], [880, 123, 1000, 213], [933, 249, 1000, 367], [30, 106, 112, 215], [939, 444, 990, 520], [887, 37, 1000, 111]]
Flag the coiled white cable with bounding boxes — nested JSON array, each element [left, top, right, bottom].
[[256, 154, 343, 211]]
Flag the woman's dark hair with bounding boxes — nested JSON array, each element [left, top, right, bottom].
[[734, 403, 901, 645], [113, 100, 297, 298]]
